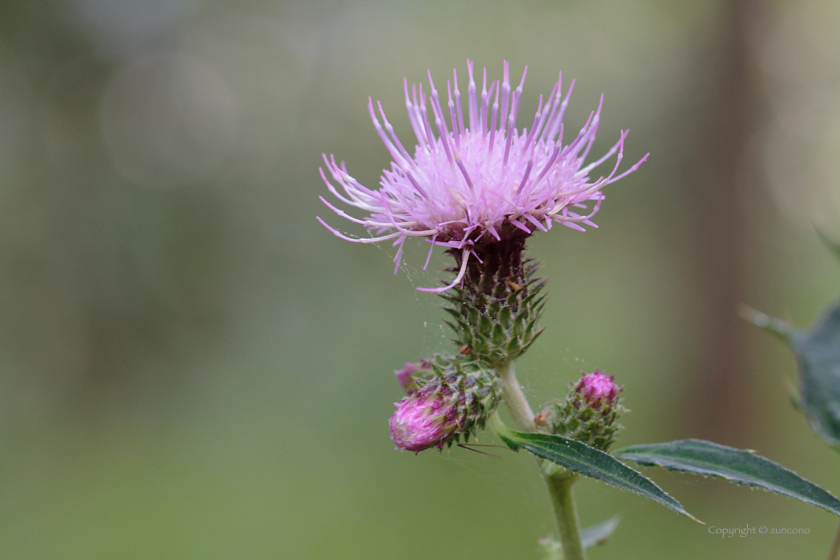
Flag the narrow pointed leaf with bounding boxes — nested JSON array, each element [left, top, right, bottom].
[[491, 418, 697, 521], [614, 439, 840, 516]]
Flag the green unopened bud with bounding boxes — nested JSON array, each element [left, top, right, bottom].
[[534, 371, 626, 451]]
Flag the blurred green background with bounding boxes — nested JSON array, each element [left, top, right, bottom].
[[2, 0, 840, 558]]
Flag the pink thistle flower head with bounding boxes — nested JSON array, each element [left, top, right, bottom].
[[575, 370, 621, 408], [389, 389, 458, 453], [318, 60, 648, 292]]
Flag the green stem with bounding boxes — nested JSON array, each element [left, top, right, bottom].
[[494, 361, 586, 560], [545, 473, 587, 560], [496, 360, 536, 431]]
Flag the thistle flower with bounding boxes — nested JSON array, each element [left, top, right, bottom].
[[318, 60, 647, 292]]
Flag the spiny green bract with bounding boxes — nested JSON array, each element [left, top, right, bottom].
[[535, 393, 626, 452], [440, 258, 546, 366], [413, 354, 503, 446]]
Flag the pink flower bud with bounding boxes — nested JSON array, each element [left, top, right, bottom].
[[575, 370, 621, 408], [394, 361, 432, 393], [389, 389, 458, 453]]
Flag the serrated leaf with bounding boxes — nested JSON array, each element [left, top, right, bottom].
[[614, 439, 840, 516], [789, 299, 840, 448], [490, 418, 698, 521], [746, 298, 840, 448]]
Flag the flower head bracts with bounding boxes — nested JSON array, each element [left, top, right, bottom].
[[318, 60, 648, 292], [389, 354, 502, 452], [441, 243, 546, 366]]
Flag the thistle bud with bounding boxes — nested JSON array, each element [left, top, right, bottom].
[[394, 360, 433, 393], [575, 371, 620, 408], [535, 371, 626, 451], [388, 355, 502, 453], [389, 388, 459, 453]]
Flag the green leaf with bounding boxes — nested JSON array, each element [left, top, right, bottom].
[[490, 417, 698, 521], [614, 439, 840, 517], [789, 299, 840, 448], [580, 516, 621, 548], [744, 297, 840, 448]]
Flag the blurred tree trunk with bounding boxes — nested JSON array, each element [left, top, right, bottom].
[[684, 0, 763, 445]]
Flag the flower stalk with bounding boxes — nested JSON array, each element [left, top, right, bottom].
[[495, 361, 586, 560], [544, 473, 587, 560], [496, 360, 535, 431]]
